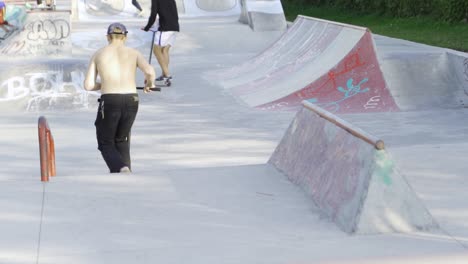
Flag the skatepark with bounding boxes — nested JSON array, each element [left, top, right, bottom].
[[1, 0, 468, 263]]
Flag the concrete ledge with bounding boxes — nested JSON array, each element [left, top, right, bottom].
[[268, 102, 439, 234]]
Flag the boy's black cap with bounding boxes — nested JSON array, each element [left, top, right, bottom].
[[107, 22, 128, 35]]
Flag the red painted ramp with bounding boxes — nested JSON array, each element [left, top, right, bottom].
[[218, 16, 399, 114], [258, 31, 398, 113]]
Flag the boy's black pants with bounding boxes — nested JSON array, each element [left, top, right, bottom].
[[95, 93, 139, 173]]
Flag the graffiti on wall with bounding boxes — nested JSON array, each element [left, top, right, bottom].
[[259, 51, 372, 112], [0, 39, 26, 54], [364, 96, 381, 110], [258, 31, 399, 113], [27, 19, 70, 41], [268, 108, 374, 230], [307, 78, 370, 112], [0, 14, 71, 56], [0, 69, 99, 111]]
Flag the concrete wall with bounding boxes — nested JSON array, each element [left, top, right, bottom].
[[239, 0, 286, 31], [379, 50, 466, 110], [445, 51, 468, 107]]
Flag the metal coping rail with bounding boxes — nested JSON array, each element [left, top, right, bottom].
[[302, 101, 385, 150], [38, 116, 56, 182], [297, 15, 369, 32]]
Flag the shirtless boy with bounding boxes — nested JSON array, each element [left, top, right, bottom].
[[84, 22, 156, 173]]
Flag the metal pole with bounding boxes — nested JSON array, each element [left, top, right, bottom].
[[38, 116, 49, 182], [149, 30, 156, 64], [38, 116, 56, 182], [47, 131, 56, 177], [302, 101, 385, 150]]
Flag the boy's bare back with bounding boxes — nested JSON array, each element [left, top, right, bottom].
[[84, 23, 155, 94], [95, 45, 147, 94]]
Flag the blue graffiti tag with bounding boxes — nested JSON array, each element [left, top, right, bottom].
[[307, 78, 370, 112]]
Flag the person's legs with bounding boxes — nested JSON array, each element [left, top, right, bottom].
[[1, 21, 17, 34], [162, 45, 171, 75], [0, 24, 9, 33], [114, 94, 139, 169], [153, 31, 177, 78], [95, 95, 127, 173], [131, 0, 142, 11], [153, 44, 170, 77]]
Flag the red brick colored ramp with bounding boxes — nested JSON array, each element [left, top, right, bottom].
[[217, 16, 399, 114]]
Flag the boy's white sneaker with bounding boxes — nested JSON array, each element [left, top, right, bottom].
[[120, 166, 131, 173]]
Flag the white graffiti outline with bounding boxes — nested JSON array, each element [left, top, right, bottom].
[[0, 76, 30, 101], [259, 101, 289, 111], [26, 19, 70, 41], [307, 78, 370, 112], [364, 96, 381, 109], [0, 70, 99, 111]]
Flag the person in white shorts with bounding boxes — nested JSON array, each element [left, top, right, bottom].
[[152, 30, 177, 83], [143, 0, 179, 84]]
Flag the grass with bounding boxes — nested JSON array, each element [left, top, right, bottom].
[[282, 4, 468, 52]]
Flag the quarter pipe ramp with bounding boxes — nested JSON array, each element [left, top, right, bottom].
[[215, 15, 399, 113]]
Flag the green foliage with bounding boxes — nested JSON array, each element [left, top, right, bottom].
[[282, 0, 468, 22], [434, 0, 468, 22], [280, 0, 468, 51]]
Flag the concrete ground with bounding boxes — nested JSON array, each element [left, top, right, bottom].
[[0, 11, 467, 264]]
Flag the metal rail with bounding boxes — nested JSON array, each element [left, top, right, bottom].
[[302, 101, 385, 150], [38, 116, 56, 182]]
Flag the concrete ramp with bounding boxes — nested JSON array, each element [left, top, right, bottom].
[[215, 15, 398, 113], [239, 0, 287, 31], [268, 101, 438, 234], [0, 9, 72, 57], [448, 51, 468, 106], [375, 39, 468, 111]]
